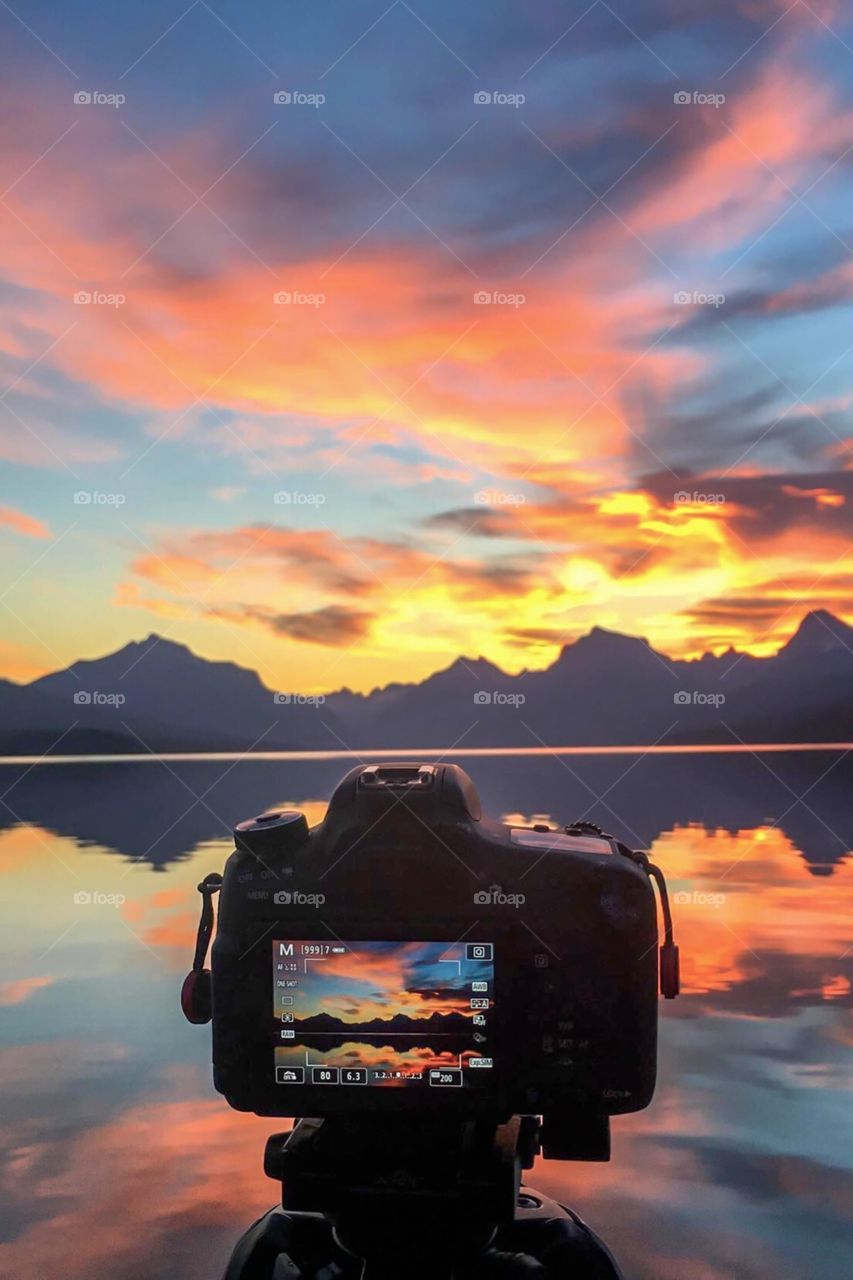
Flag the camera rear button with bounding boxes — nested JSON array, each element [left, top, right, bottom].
[[275, 1066, 304, 1084]]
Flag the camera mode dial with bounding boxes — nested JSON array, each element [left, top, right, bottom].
[[234, 810, 309, 857]]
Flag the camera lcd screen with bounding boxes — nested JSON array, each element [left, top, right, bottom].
[[272, 939, 495, 1088]]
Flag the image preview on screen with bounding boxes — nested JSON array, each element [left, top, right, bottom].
[[272, 939, 495, 1087]]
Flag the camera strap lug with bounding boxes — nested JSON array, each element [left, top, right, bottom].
[[620, 846, 680, 999], [180, 872, 222, 1024]]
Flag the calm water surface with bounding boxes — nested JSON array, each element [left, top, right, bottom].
[[0, 748, 850, 1280]]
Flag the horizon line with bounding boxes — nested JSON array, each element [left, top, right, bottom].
[[2, 742, 852, 767]]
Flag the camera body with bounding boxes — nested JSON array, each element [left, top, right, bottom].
[[210, 763, 661, 1135]]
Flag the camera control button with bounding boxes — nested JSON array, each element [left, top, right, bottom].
[[341, 1068, 368, 1084], [275, 1066, 304, 1084], [234, 810, 309, 857], [311, 1067, 339, 1084], [429, 1069, 463, 1087]]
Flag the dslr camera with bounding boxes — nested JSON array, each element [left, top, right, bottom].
[[184, 762, 678, 1162]]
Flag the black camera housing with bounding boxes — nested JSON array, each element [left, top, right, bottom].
[[210, 763, 662, 1130]]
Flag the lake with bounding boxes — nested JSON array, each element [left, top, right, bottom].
[[0, 747, 850, 1279]]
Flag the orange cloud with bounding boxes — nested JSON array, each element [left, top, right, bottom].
[[0, 975, 54, 1006], [0, 81, 693, 487], [0, 506, 51, 539]]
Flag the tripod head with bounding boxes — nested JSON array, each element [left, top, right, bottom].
[[221, 1116, 625, 1280], [266, 1114, 530, 1273]]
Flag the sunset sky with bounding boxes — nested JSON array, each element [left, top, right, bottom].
[[3, 1, 853, 692], [276, 939, 489, 1024]]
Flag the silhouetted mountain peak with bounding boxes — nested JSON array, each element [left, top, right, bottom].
[[30, 632, 271, 695], [780, 610, 853, 658], [557, 625, 655, 666], [428, 655, 507, 686], [5, 609, 853, 756], [115, 633, 194, 663], [20, 631, 346, 752]]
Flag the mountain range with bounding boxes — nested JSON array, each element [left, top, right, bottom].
[[294, 1011, 472, 1032], [1, 609, 852, 754]]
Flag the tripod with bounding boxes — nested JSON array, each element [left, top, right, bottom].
[[221, 1116, 625, 1279]]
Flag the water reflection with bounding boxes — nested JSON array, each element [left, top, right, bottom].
[[1, 749, 851, 871], [0, 751, 850, 1280]]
